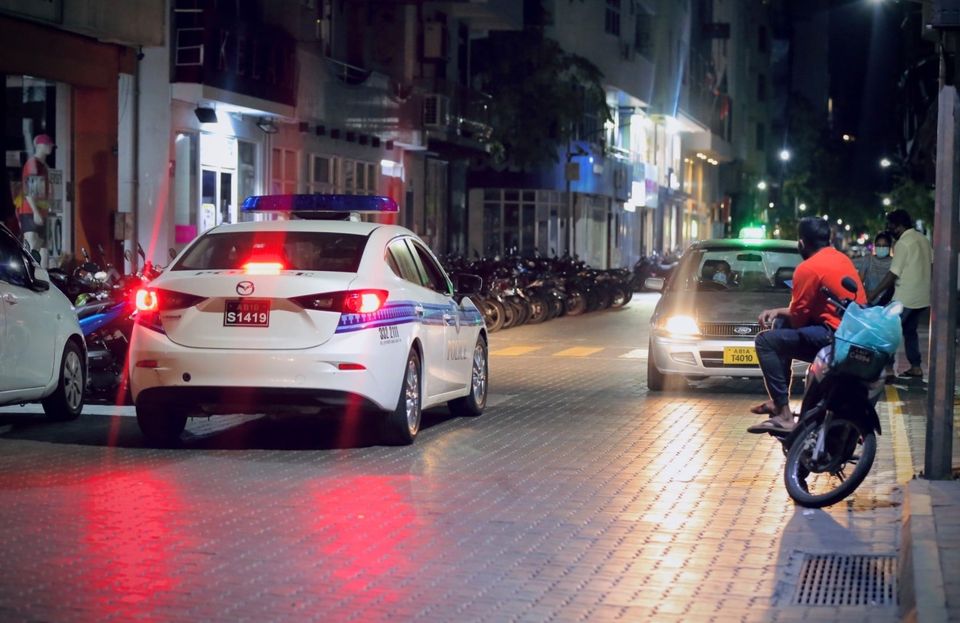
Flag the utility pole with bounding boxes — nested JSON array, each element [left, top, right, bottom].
[[925, 1, 959, 480]]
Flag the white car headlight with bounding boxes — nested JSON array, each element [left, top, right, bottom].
[[663, 314, 700, 336]]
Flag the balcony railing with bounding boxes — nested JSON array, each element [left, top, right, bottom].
[[416, 79, 493, 143]]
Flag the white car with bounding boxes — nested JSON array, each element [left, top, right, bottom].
[[0, 224, 86, 419], [128, 195, 488, 446]]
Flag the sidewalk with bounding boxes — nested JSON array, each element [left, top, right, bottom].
[[889, 320, 960, 622]]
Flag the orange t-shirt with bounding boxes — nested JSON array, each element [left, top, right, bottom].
[[789, 247, 867, 330]]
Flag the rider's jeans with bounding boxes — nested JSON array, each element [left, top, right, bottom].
[[755, 325, 833, 408]]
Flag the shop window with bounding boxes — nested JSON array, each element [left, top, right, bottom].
[[605, 0, 621, 36], [238, 141, 258, 205], [309, 154, 338, 193], [271, 148, 298, 194]]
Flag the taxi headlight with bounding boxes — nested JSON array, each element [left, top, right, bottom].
[[663, 315, 700, 336]]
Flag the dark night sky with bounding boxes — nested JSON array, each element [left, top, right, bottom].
[[826, 1, 904, 193]]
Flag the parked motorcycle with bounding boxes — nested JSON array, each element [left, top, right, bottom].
[[73, 245, 165, 403], [768, 276, 897, 508]]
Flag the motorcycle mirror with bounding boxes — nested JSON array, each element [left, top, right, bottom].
[[81, 247, 90, 260], [841, 276, 858, 294]]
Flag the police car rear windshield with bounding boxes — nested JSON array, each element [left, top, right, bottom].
[[172, 231, 367, 273]]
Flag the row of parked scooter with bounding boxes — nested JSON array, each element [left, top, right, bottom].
[[441, 253, 653, 332], [45, 245, 173, 403]]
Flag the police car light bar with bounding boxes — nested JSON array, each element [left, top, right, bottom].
[[240, 194, 399, 215]]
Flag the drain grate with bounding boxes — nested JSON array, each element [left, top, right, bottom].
[[792, 554, 897, 606]]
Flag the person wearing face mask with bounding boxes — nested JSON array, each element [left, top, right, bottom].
[[856, 232, 894, 306], [867, 209, 932, 380], [747, 217, 866, 434], [712, 260, 732, 285]]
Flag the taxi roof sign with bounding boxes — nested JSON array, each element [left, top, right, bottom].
[[240, 194, 399, 215]]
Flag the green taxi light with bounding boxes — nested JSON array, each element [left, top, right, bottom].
[[738, 226, 766, 240]]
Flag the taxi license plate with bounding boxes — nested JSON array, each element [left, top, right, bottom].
[[224, 299, 270, 327], [723, 346, 758, 365]]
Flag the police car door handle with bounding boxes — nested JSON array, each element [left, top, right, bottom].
[[442, 313, 453, 323], [1, 293, 17, 305], [414, 305, 424, 317]]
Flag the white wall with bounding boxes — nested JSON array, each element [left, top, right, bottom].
[[135, 44, 173, 266]]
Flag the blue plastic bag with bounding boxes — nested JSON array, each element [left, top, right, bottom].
[[834, 300, 903, 364]]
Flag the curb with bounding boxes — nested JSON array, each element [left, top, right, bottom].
[[899, 479, 950, 623]]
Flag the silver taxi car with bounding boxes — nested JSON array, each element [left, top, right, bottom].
[[645, 238, 807, 390]]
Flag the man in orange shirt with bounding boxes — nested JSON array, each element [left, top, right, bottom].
[[747, 217, 867, 434]]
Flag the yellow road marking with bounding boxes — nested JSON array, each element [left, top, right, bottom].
[[489, 345, 543, 356], [885, 385, 916, 483], [553, 347, 603, 358]]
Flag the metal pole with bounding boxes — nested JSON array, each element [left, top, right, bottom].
[[925, 79, 959, 480]]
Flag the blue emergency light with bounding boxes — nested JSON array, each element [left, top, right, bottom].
[[240, 194, 399, 215]]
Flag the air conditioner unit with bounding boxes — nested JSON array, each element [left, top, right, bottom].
[[423, 94, 450, 128]]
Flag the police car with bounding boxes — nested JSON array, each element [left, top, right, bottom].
[[128, 195, 487, 446]]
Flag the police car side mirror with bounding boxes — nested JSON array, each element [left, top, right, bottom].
[[454, 273, 482, 296]]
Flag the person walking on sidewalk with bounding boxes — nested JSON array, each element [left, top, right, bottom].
[[857, 232, 894, 306], [868, 209, 932, 380], [747, 217, 866, 434]]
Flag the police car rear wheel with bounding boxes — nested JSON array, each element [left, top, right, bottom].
[[382, 349, 422, 445], [449, 337, 488, 417]]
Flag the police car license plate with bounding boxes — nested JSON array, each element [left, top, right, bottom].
[[723, 346, 758, 365], [224, 299, 270, 327]]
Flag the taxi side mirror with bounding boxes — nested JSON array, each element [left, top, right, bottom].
[[454, 273, 483, 296]]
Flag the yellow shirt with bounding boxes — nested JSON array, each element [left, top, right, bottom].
[[890, 228, 932, 309]]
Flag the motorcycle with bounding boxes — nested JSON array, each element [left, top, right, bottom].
[[74, 246, 164, 403], [770, 276, 898, 508]]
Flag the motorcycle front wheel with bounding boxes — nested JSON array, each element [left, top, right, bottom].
[[783, 416, 877, 508]]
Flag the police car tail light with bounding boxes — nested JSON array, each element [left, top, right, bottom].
[[135, 288, 158, 312], [290, 289, 388, 314], [343, 290, 388, 314]]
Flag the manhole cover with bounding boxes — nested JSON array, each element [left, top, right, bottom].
[[792, 554, 897, 606]]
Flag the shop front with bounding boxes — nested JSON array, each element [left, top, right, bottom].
[[1, 14, 135, 268]]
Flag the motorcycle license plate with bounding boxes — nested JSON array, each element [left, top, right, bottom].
[[224, 299, 270, 327], [723, 346, 758, 365]]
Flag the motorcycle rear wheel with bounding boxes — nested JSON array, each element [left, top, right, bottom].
[[480, 299, 505, 332], [783, 416, 877, 508]]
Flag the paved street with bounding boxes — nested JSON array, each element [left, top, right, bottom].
[[0, 294, 915, 622]]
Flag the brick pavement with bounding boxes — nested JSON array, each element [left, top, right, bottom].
[[0, 294, 911, 622]]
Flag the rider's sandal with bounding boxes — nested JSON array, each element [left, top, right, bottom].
[[747, 419, 794, 435]]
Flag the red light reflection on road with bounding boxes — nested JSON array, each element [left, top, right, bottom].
[[304, 475, 435, 608], [78, 470, 197, 618]]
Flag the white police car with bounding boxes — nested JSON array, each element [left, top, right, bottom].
[[129, 195, 487, 446]]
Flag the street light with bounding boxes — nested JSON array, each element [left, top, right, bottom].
[[757, 180, 768, 190], [798, 203, 807, 212], [880, 157, 892, 168], [779, 149, 791, 162], [768, 202, 775, 208], [837, 218, 843, 225], [882, 197, 892, 206]]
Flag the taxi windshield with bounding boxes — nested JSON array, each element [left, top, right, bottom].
[[670, 247, 802, 293], [172, 231, 367, 272]]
